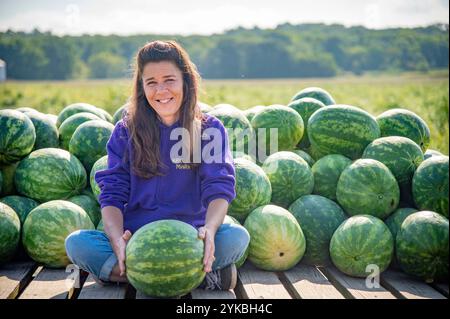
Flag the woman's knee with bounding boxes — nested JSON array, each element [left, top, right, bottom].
[[65, 229, 103, 264], [218, 223, 250, 255]]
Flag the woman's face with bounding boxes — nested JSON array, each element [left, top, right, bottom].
[[142, 61, 184, 124]]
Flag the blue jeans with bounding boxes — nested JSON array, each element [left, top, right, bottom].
[[65, 223, 250, 282]]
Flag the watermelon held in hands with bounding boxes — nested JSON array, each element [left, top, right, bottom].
[[376, 108, 430, 152], [0, 195, 39, 225], [396, 211, 449, 283], [262, 151, 314, 208], [228, 158, 271, 221], [0, 109, 36, 165], [15, 148, 87, 202], [336, 159, 400, 219], [244, 204, 306, 271], [288, 195, 347, 266], [412, 156, 449, 218], [22, 200, 95, 268], [330, 215, 393, 278], [69, 120, 114, 173], [59, 112, 102, 150], [126, 220, 205, 297], [291, 87, 336, 106], [308, 105, 380, 160], [0, 202, 20, 264]]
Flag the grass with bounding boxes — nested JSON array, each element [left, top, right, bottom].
[[1, 72, 448, 154]]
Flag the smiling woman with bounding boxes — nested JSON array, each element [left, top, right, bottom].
[[64, 40, 250, 297]]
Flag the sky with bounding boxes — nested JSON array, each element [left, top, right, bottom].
[[0, 0, 448, 36]]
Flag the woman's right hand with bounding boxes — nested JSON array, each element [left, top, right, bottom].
[[111, 230, 132, 276]]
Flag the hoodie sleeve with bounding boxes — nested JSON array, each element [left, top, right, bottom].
[[199, 117, 236, 208], [94, 120, 131, 213]]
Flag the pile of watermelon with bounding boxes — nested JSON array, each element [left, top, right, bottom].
[[1, 86, 449, 298]]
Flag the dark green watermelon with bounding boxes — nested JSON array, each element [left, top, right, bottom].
[[291, 87, 335, 106], [56, 103, 107, 127], [0, 162, 19, 196], [68, 194, 101, 227], [243, 105, 265, 122], [289, 195, 347, 266], [113, 103, 129, 124], [0, 195, 39, 224], [25, 111, 59, 150], [424, 149, 444, 160], [0, 202, 20, 264], [90, 155, 108, 200], [59, 112, 102, 150], [292, 149, 315, 167], [385, 207, 418, 240]]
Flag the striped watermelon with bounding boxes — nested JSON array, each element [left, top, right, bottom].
[[287, 97, 325, 148], [424, 149, 444, 160], [69, 120, 114, 173], [22, 200, 94, 268], [243, 204, 306, 271], [68, 195, 101, 227], [0, 195, 39, 225], [25, 112, 59, 150], [308, 105, 380, 160], [396, 211, 449, 282], [59, 112, 102, 150], [262, 151, 314, 208], [385, 207, 418, 241], [291, 149, 315, 167], [228, 158, 271, 221], [376, 108, 430, 152], [56, 103, 108, 127], [312, 154, 352, 201], [288, 195, 347, 266], [412, 156, 449, 218], [336, 159, 400, 219], [330, 215, 393, 277], [251, 105, 304, 160], [96, 108, 113, 123], [0, 109, 36, 165], [0, 162, 19, 196], [291, 87, 335, 106], [126, 220, 205, 297], [362, 136, 424, 188], [15, 148, 87, 202], [243, 105, 265, 122], [113, 103, 129, 124], [90, 155, 108, 200], [0, 202, 20, 264]]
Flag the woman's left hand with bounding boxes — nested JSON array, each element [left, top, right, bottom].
[[198, 226, 216, 273]]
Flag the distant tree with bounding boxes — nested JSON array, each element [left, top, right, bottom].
[[87, 52, 127, 78]]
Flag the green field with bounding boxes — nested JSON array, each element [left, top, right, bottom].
[[1, 72, 448, 154]]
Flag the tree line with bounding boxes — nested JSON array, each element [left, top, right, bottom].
[[0, 23, 448, 80]]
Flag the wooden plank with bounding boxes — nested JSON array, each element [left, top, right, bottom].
[[77, 274, 128, 299], [0, 262, 37, 299], [431, 283, 449, 298], [320, 266, 397, 299], [281, 264, 344, 299], [19, 267, 79, 299], [381, 270, 446, 299], [190, 289, 236, 299], [235, 262, 291, 299]]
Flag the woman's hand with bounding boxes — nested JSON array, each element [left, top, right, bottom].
[[198, 226, 215, 273], [111, 230, 132, 276]]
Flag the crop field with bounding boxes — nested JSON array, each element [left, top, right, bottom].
[[0, 71, 448, 154]]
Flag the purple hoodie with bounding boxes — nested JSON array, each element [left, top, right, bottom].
[[94, 113, 236, 234]]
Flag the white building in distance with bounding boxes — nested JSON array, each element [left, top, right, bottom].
[[0, 59, 6, 82]]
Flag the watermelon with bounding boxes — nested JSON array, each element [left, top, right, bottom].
[[336, 159, 400, 219], [97, 219, 104, 231], [311, 154, 352, 201], [22, 200, 94, 268], [251, 105, 304, 160], [0, 195, 39, 224], [291, 149, 315, 167], [46, 114, 58, 126], [412, 156, 449, 218], [0, 162, 19, 196], [15, 148, 87, 202], [424, 149, 444, 160], [126, 219, 205, 297], [308, 105, 380, 160], [59, 112, 102, 150], [288, 195, 347, 266], [90, 155, 108, 200], [243, 105, 265, 122], [262, 151, 314, 208], [16, 107, 39, 114], [291, 87, 335, 106], [376, 108, 430, 152], [0, 202, 20, 264], [287, 97, 325, 148], [96, 108, 113, 123], [24, 111, 59, 151], [231, 151, 255, 163], [330, 215, 393, 277], [68, 195, 101, 227], [244, 204, 306, 271], [385, 207, 418, 241], [113, 103, 129, 124], [198, 102, 213, 113], [208, 107, 254, 154], [222, 215, 249, 268], [396, 211, 449, 282], [228, 158, 271, 221], [362, 136, 424, 188], [56, 102, 107, 127], [0, 109, 36, 165], [69, 120, 114, 173], [81, 187, 97, 202], [0, 170, 2, 194]]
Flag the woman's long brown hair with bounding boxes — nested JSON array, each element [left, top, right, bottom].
[[126, 40, 202, 178]]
